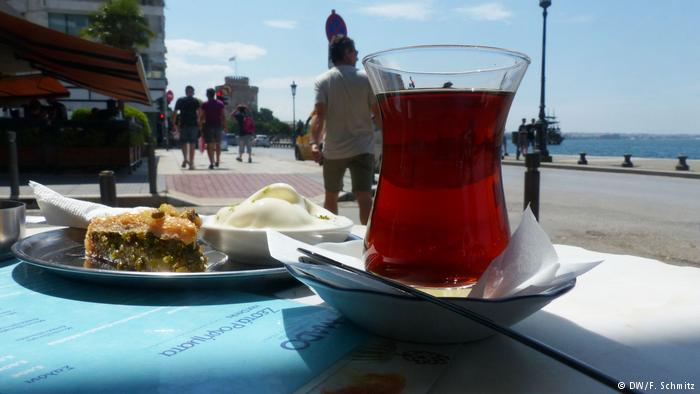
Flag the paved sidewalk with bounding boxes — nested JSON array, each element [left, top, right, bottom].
[[2, 146, 698, 208], [1, 146, 334, 206]]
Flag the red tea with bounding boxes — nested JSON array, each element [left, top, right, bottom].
[[365, 89, 513, 288]]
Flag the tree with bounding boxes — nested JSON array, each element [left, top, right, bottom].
[[252, 108, 291, 137], [81, 0, 154, 50]]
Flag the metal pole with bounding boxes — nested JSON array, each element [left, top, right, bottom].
[[292, 95, 296, 135], [147, 142, 157, 194], [538, 6, 552, 162], [7, 131, 19, 199], [99, 170, 117, 207], [524, 153, 541, 221]]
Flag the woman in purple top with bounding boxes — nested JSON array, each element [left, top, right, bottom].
[[199, 88, 226, 169]]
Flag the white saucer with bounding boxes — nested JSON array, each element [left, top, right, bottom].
[[283, 240, 577, 343]]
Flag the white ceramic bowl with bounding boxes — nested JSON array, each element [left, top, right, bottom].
[[201, 215, 354, 266], [287, 263, 575, 343]]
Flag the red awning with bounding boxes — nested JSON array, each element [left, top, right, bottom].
[[0, 74, 69, 99], [0, 10, 151, 104]]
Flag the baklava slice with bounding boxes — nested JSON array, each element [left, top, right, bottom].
[[84, 204, 207, 272]]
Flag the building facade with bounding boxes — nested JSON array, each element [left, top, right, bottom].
[[4, 0, 166, 133], [216, 76, 259, 115]]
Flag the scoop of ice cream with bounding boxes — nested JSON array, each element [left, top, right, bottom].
[[213, 183, 340, 230]]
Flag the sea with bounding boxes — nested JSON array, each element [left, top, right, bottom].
[[517, 136, 700, 160]]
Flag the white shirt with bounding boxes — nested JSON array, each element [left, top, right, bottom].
[[314, 65, 375, 160]]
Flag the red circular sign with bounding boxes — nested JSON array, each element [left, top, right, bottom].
[[325, 10, 347, 41], [166, 90, 174, 104]]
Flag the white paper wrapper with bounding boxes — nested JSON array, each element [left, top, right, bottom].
[[29, 181, 150, 229], [268, 207, 604, 300]]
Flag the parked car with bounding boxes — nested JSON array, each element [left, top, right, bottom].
[[253, 135, 271, 147], [225, 133, 238, 147]]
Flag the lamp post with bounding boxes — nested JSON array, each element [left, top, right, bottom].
[[537, 0, 552, 162], [290, 81, 297, 135]]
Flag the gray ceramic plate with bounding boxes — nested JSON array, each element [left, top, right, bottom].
[[11, 228, 291, 288]]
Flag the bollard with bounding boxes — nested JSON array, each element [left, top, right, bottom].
[[676, 155, 690, 171], [6, 131, 19, 199], [621, 154, 634, 168], [577, 152, 588, 165], [147, 142, 157, 194], [99, 170, 117, 207], [523, 152, 540, 221]]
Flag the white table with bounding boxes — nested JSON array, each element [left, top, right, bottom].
[[18, 221, 700, 393]]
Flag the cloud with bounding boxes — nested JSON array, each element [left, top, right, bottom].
[[166, 56, 233, 98], [264, 20, 298, 29], [456, 3, 513, 21], [166, 39, 267, 60], [358, 2, 433, 21]]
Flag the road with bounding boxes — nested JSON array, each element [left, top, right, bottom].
[[504, 166, 700, 267], [234, 147, 700, 267]]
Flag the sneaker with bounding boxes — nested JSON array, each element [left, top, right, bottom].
[[181, 160, 187, 168], [248, 157, 252, 163], [209, 164, 214, 170], [236, 157, 242, 162]]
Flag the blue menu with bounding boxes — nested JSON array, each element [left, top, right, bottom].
[[0, 260, 368, 393]]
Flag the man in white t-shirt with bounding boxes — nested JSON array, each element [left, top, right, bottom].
[[311, 35, 381, 225]]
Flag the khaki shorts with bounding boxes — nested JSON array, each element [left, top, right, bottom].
[[323, 153, 374, 193]]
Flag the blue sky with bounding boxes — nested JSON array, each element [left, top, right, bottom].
[[164, 1, 700, 134]]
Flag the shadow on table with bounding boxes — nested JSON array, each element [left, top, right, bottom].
[[439, 310, 700, 392], [279, 305, 368, 378], [11, 262, 296, 306]]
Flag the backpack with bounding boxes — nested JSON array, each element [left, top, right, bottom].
[[242, 116, 255, 135]]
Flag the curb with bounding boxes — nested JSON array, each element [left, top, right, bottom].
[[502, 160, 700, 180]]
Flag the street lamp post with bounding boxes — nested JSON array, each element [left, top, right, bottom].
[[537, 0, 552, 162], [290, 81, 297, 134]]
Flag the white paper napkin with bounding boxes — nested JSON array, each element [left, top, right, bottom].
[[268, 207, 605, 300], [29, 181, 150, 229]]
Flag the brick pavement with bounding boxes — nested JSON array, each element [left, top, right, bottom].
[[166, 173, 324, 199]]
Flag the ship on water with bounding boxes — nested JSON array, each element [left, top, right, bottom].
[[509, 114, 565, 146], [545, 115, 565, 145]]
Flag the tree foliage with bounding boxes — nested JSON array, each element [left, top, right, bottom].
[[81, 0, 154, 50], [227, 107, 291, 137]]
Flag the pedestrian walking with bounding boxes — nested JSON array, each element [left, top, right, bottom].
[[171, 85, 200, 170], [311, 35, 381, 225], [199, 88, 226, 169], [528, 118, 537, 150], [517, 118, 528, 160], [232, 104, 255, 163]]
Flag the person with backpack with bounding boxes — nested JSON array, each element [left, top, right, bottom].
[[233, 104, 255, 163]]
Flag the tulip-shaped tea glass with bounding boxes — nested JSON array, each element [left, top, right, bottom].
[[363, 45, 530, 289]]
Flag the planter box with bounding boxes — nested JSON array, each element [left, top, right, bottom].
[[0, 146, 143, 171]]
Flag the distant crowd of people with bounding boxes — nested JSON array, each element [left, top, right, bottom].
[[171, 86, 256, 170], [171, 35, 379, 224], [516, 118, 539, 160]]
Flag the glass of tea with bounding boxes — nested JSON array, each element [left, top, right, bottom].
[[362, 45, 530, 289]]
